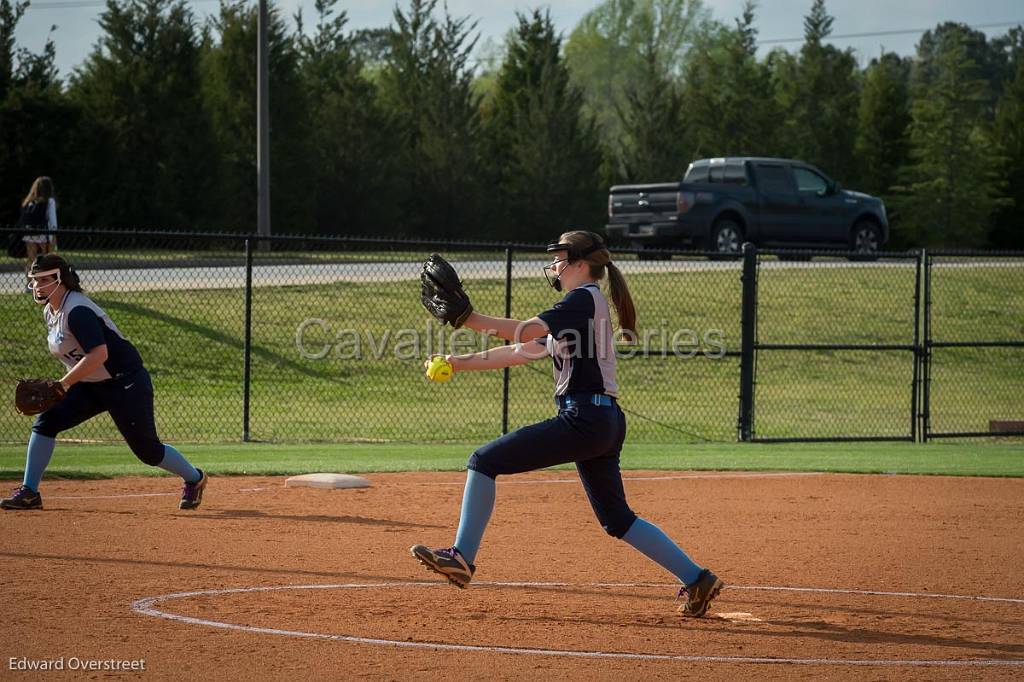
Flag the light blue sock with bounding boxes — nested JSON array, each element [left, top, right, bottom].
[[23, 432, 56, 491], [453, 469, 496, 564], [622, 517, 703, 586], [157, 444, 201, 483]]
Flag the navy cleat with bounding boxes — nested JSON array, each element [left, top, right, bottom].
[[410, 545, 475, 588], [178, 469, 207, 510], [1, 485, 43, 510], [677, 569, 724, 618]]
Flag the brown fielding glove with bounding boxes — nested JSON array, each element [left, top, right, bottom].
[[420, 253, 473, 328], [15, 379, 66, 416]]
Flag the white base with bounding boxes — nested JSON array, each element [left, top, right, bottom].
[[284, 473, 371, 489]]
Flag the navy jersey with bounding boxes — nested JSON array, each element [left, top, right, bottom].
[[536, 283, 618, 397], [45, 291, 144, 381]]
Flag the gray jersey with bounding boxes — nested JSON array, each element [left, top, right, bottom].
[[45, 291, 131, 382], [538, 284, 619, 398]]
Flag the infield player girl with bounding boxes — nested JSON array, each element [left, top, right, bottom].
[[413, 230, 723, 618], [1, 254, 207, 511]]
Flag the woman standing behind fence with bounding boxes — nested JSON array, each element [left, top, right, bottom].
[[17, 177, 59, 290], [1, 254, 208, 511], [412, 230, 724, 618]]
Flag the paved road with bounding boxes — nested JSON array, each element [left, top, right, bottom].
[[0, 258, 1012, 294]]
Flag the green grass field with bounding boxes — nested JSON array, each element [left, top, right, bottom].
[[1, 254, 1021, 444], [0, 247, 545, 273], [0, 441, 1021, 479]]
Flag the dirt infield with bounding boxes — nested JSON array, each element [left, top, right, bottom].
[[2, 470, 1022, 680]]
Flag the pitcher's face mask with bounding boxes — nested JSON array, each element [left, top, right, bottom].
[[543, 256, 570, 292], [544, 236, 605, 292]]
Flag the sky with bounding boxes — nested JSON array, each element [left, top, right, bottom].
[[13, 0, 1024, 79]]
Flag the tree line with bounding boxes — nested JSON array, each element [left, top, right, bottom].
[[1, 0, 1021, 247]]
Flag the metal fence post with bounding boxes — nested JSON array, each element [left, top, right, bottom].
[[242, 237, 254, 442], [920, 250, 932, 442], [501, 246, 513, 435], [911, 249, 923, 442], [737, 242, 758, 441]]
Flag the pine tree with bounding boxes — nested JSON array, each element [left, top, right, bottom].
[[483, 9, 603, 240], [895, 35, 1006, 246], [854, 52, 911, 196], [378, 0, 485, 238], [296, 0, 400, 234], [916, 22, 1005, 115], [774, 0, 859, 180], [991, 57, 1024, 248], [681, 1, 776, 158], [617, 31, 689, 181], [69, 0, 215, 228], [200, 0, 310, 232], [0, 0, 24, 103], [0, 0, 74, 224]]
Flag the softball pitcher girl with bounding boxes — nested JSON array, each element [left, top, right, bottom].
[[412, 231, 723, 618]]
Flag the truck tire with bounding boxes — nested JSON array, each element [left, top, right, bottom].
[[848, 220, 881, 261], [710, 219, 743, 259]]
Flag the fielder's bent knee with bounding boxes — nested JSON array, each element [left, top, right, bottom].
[[130, 439, 165, 466], [30, 422, 60, 439], [466, 452, 499, 480], [602, 511, 638, 539]]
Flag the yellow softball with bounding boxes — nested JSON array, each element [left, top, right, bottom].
[[425, 356, 453, 382]]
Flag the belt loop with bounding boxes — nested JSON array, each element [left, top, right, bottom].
[[591, 394, 599, 406]]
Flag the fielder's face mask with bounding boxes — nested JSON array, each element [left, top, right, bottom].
[[543, 238, 604, 292], [29, 268, 61, 305]]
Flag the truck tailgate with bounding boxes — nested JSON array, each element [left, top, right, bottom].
[[609, 183, 679, 217]]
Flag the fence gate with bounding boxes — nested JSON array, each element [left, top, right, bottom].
[[922, 252, 1024, 440], [738, 245, 923, 443]]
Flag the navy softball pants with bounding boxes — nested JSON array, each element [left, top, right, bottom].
[[32, 366, 166, 465], [468, 400, 637, 538]]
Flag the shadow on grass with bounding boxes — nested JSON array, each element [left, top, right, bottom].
[[98, 298, 331, 380]]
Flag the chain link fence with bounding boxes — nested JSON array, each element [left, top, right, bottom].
[[749, 249, 922, 442], [504, 251, 742, 443], [1, 228, 1021, 444], [924, 252, 1024, 439]]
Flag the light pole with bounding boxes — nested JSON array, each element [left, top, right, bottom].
[[257, 0, 271, 248]]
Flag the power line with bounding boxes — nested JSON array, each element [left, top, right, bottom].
[[21, 0, 1023, 57], [24, 0, 1024, 42], [465, 19, 1024, 66], [757, 20, 1023, 45], [26, 0, 218, 9]]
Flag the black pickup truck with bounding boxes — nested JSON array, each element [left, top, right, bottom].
[[605, 157, 889, 256]]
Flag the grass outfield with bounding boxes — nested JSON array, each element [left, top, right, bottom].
[[1, 257, 1021, 444], [0, 441, 1022, 479]]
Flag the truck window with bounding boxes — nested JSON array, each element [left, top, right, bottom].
[[724, 163, 747, 185], [684, 165, 709, 183], [793, 167, 828, 194], [709, 165, 725, 183], [755, 165, 795, 194]]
